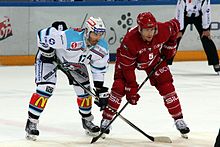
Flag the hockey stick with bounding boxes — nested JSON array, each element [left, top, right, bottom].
[[91, 57, 166, 144], [118, 114, 172, 143], [55, 58, 171, 143], [117, 56, 171, 143], [81, 13, 88, 28]]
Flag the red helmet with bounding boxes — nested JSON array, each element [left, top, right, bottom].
[[137, 12, 157, 29]]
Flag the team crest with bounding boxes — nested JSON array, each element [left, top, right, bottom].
[[149, 53, 154, 60]]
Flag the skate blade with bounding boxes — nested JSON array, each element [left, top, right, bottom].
[[26, 133, 37, 141], [85, 130, 99, 136], [181, 133, 188, 139]]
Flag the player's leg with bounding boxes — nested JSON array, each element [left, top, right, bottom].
[[149, 62, 190, 136], [25, 58, 57, 140], [101, 63, 126, 135], [70, 64, 100, 135]]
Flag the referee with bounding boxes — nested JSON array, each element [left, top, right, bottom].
[[167, 0, 220, 74]]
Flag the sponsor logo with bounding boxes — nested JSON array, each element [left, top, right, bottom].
[[70, 41, 83, 49], [0, 16, 13, 41], [35, 96, 48, 108], [79, 96, 92, 107], [46, 86, 54, 93]]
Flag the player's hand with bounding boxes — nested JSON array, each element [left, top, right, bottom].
[[202, 30, 211, 39], [94, 87, 109, 111], [177, 32, 183, 38], [125, 86, 140, 105]]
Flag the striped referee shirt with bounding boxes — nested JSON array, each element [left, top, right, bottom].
[[176, 0, 211, 30]]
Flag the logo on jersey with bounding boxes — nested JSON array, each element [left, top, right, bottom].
[[149, 53, 154, 60], [71, 42, 78, 49], [49, 38, 55, 45], [70, 41, 83, 49]]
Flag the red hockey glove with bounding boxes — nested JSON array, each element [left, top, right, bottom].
[[125, 86, 140, 105], [160, 45, 176, 60], [168, 18, 180, 36]]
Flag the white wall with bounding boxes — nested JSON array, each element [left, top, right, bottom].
[[0, 4, 220, 55]]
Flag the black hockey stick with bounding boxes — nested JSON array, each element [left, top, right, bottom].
[[55, 57, 171, 143], [116, 57, 171, 143], [118, 114, 172, 143], [91, 56, 166, 144]]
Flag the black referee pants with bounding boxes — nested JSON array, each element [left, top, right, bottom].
[[167, 15, 219, 65]]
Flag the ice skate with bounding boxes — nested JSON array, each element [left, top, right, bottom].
[[213, 65, 220, 75], [100, 118, 111, 139], [82, 115, 100, 136], [25, 118, 39, 141], [175, 118, 190, 139]]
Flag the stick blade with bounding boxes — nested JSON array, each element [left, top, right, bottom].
[[91, 136, 99, 144], [154, 136, 172, 143]]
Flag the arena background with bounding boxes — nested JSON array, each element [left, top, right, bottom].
[[0, 0, 220, 65]]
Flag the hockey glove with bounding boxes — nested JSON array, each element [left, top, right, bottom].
[[125, 86, 140, 105], [94, 87, 109, 111]]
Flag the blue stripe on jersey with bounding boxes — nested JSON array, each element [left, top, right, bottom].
[[65, 29, 85, 49], [90, 64, 106, 71]]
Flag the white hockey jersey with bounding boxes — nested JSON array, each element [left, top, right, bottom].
[[37, 27, 109, 82], [176, 0, 211, 30]]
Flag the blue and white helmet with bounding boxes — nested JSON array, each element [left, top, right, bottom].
[[85, 17, 106, 37]]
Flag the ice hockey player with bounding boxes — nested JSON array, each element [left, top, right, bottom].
[[99, 12, 190, 138], [25, 17, 109, 140]]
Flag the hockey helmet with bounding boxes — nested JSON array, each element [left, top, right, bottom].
[[85, 17, 106, 36], [137, 12, 157, 30]]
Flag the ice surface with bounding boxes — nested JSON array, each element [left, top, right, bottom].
[[0, 61, 219, 147]]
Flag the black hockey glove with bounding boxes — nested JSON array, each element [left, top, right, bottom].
[[94, 87, 109, 111]]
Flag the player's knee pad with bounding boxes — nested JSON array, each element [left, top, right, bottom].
[[156, 81, 175, 96], [77, 95, 92, 115], [111, 79, 125, 96], [36, 84, 55, 96]]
